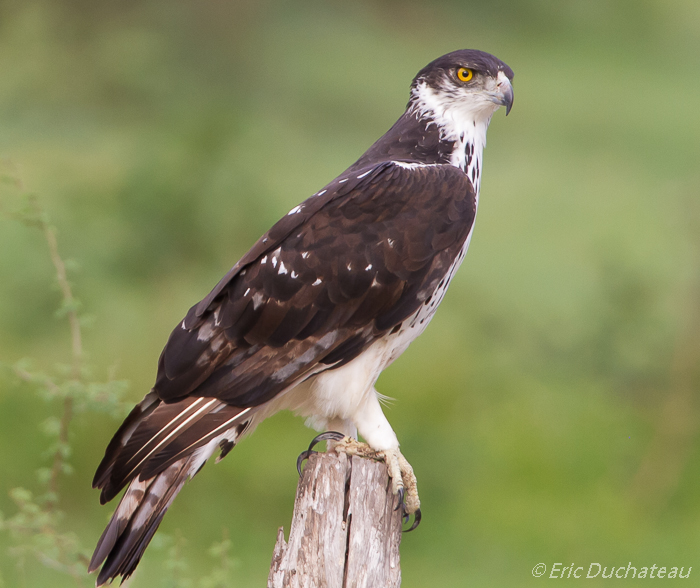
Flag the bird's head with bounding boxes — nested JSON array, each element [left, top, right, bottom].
[[409, 49, 514, 141]]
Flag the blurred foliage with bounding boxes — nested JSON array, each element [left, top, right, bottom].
[[0, 187, 237, 586], [0, 0, 699, 586], [0, 185, 126, 586]]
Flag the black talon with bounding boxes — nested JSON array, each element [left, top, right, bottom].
[[395, 487, 421, 532], [296, 450, 313, 476], [395, 488, 404, 512], [307, 431, 345, 451], [296, 431, 346, 476], [404, 508, 422, 532]]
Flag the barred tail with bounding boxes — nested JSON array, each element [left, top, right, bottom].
[[89, 456, 194, 585], [89, 391, 255, 585]]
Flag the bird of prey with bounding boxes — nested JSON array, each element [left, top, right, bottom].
[[89, 49, 514, 585]]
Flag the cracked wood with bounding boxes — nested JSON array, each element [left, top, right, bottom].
[[268, 452, 402, 587]]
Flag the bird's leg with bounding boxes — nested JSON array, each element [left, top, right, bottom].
[[296, 389, 422, 529], [384, 448, 421, 521], [331, 436, 421, 530], [296, 431, 421, 530], [352, 386, 421, 528], [336, 388, 422, 529], [384, 449, 421, 530]]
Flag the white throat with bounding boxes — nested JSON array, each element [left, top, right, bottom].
[[410, 81, 497, 198]]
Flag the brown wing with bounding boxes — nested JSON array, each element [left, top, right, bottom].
[[93, 161, 475, 501], [90, 161, 476, 585], [155, 161, 476, 407]]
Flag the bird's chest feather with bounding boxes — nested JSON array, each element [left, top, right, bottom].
[[382, 228, 474, 366], [291, 228, 475, 424]]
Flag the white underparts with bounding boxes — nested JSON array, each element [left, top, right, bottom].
[[262, 338, 402, 452]]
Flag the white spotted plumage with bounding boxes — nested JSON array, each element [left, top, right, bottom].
[[90, 49, 513, 586]]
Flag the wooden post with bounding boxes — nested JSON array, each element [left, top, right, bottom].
[[268, 451, 403, 588]]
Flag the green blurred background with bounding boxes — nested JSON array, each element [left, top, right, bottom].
[[1, 0, 699, 585]]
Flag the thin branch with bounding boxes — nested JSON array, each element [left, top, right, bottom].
[[47, 396, 74, 505], [2, 180, 112, 585], [27, 198, 83, 506], [12, 366, 61, 396], [40, 216, 83, 377]]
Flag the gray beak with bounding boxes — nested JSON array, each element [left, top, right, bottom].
[[498, 78, 514, 116]]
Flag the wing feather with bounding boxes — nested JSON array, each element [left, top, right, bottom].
[[96, 162, 475, 503], [154, 162, 475, 406], [92, 160, 476, 586]]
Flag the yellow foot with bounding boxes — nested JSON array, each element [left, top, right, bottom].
[[327, 435, 421, 530]]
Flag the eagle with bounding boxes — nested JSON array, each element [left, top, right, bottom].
[[89, 49, 514, 585]]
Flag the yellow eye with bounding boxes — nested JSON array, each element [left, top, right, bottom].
[[457, 67, 473, 82]]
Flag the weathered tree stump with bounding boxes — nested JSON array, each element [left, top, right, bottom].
[[268, 451, 403, 588]]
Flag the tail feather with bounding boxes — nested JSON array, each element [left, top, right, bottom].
[[94, 394, 251, 504], [110, 397, 219, 493], [90, 459, 191, 585], [93, 391, 160, 497], [89, 477, 155, 574], [90, 393, 258, 584], [139, 406, 252, 479]]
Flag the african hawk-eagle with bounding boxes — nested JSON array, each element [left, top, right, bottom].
[[89, 49, 514, 585]]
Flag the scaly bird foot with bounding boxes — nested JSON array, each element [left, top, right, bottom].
[[298, 433, 422, 531]]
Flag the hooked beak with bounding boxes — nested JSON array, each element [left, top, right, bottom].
[[494, 76, 514, 116]]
